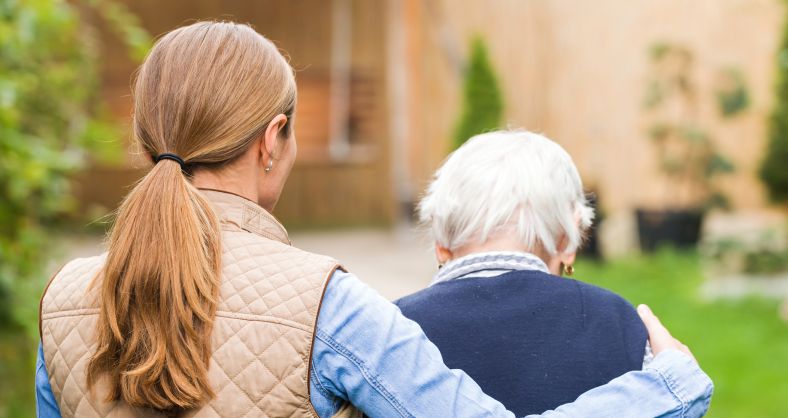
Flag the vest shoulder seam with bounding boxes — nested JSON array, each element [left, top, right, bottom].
[[214, 311, 313, 332], [41, 308, 99, 319]]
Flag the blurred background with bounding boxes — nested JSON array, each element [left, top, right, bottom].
[[2, 0, 788, 416]]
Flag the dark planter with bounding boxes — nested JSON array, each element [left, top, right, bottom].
[[581, 221, 603, 260], [580, 192, 604, 260], [636, 208, 704, 252]]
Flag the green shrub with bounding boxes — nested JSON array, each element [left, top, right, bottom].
[[0, 0, 149, 336], [452, 37, 504, 150], [761, 14, 788, 204]]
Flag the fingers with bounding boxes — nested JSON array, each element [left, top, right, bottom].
[[638, 304, 697, 364], [637, 304, 670, 351], [674, 338, 696, 363], [637, 304, 660, 327]]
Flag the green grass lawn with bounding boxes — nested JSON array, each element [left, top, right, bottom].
[[1, 250, 785, 417], [578, 250, 788, 418]]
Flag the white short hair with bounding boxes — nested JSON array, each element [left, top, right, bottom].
[[419, 130, 594, 255]]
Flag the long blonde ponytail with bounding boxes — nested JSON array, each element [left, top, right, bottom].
[[87, 21, 296, 412]]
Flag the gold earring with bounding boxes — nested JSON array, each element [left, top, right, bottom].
[[563, 264, 575, 276]]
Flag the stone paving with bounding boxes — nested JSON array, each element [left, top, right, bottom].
[[292, 226, 437, 300]]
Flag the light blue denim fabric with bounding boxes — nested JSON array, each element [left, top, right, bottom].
[[35, 344, 59, 418], [37, 270, 713, 417]]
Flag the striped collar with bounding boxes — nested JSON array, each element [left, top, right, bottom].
[[430, 251, 550, 286]]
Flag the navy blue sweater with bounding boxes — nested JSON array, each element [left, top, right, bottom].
[[395, 270, 647, 416]]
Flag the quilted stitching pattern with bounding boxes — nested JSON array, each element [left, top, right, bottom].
[[41, 191, 353, 417]]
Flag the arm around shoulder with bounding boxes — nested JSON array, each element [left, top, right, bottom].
[[311, 272, 712, 418], [528, 350, 712, 418]]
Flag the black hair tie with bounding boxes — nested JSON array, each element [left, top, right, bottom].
[[154, 153, 186, 168]]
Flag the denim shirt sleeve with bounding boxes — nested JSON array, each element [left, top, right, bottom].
[[36, 343, 62, 418], [310, 271, 713, 418], [527, 350, 713, 417]]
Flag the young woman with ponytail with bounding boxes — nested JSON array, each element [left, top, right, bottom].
[[35, 21, 712, 418]]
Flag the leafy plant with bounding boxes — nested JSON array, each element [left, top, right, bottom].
[[643, 42, 737, 211], [716, 68, 750, 117], [452, 36, 504, 150], [761, 17, 788, 204], [0, 0, 150, 336]]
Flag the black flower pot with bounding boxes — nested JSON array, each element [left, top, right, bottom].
[[580, 192, 603, 260], [635, 208, 704, 252]]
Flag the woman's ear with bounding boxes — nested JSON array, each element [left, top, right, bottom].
[[435, 245, 453, 266], [261, 114, 289, 160], [560, 250, 577, 269], [551, 234, 577, 275]]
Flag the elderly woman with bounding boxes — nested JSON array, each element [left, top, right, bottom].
[[397, 130, 652, 416]]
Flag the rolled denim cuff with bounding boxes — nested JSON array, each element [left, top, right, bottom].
[[645, 349, 714, 417]]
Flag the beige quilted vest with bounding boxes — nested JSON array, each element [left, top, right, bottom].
[[40, 189, 361, 418]]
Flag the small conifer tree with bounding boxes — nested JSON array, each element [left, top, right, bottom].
[[452, 37, 504, 149]]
